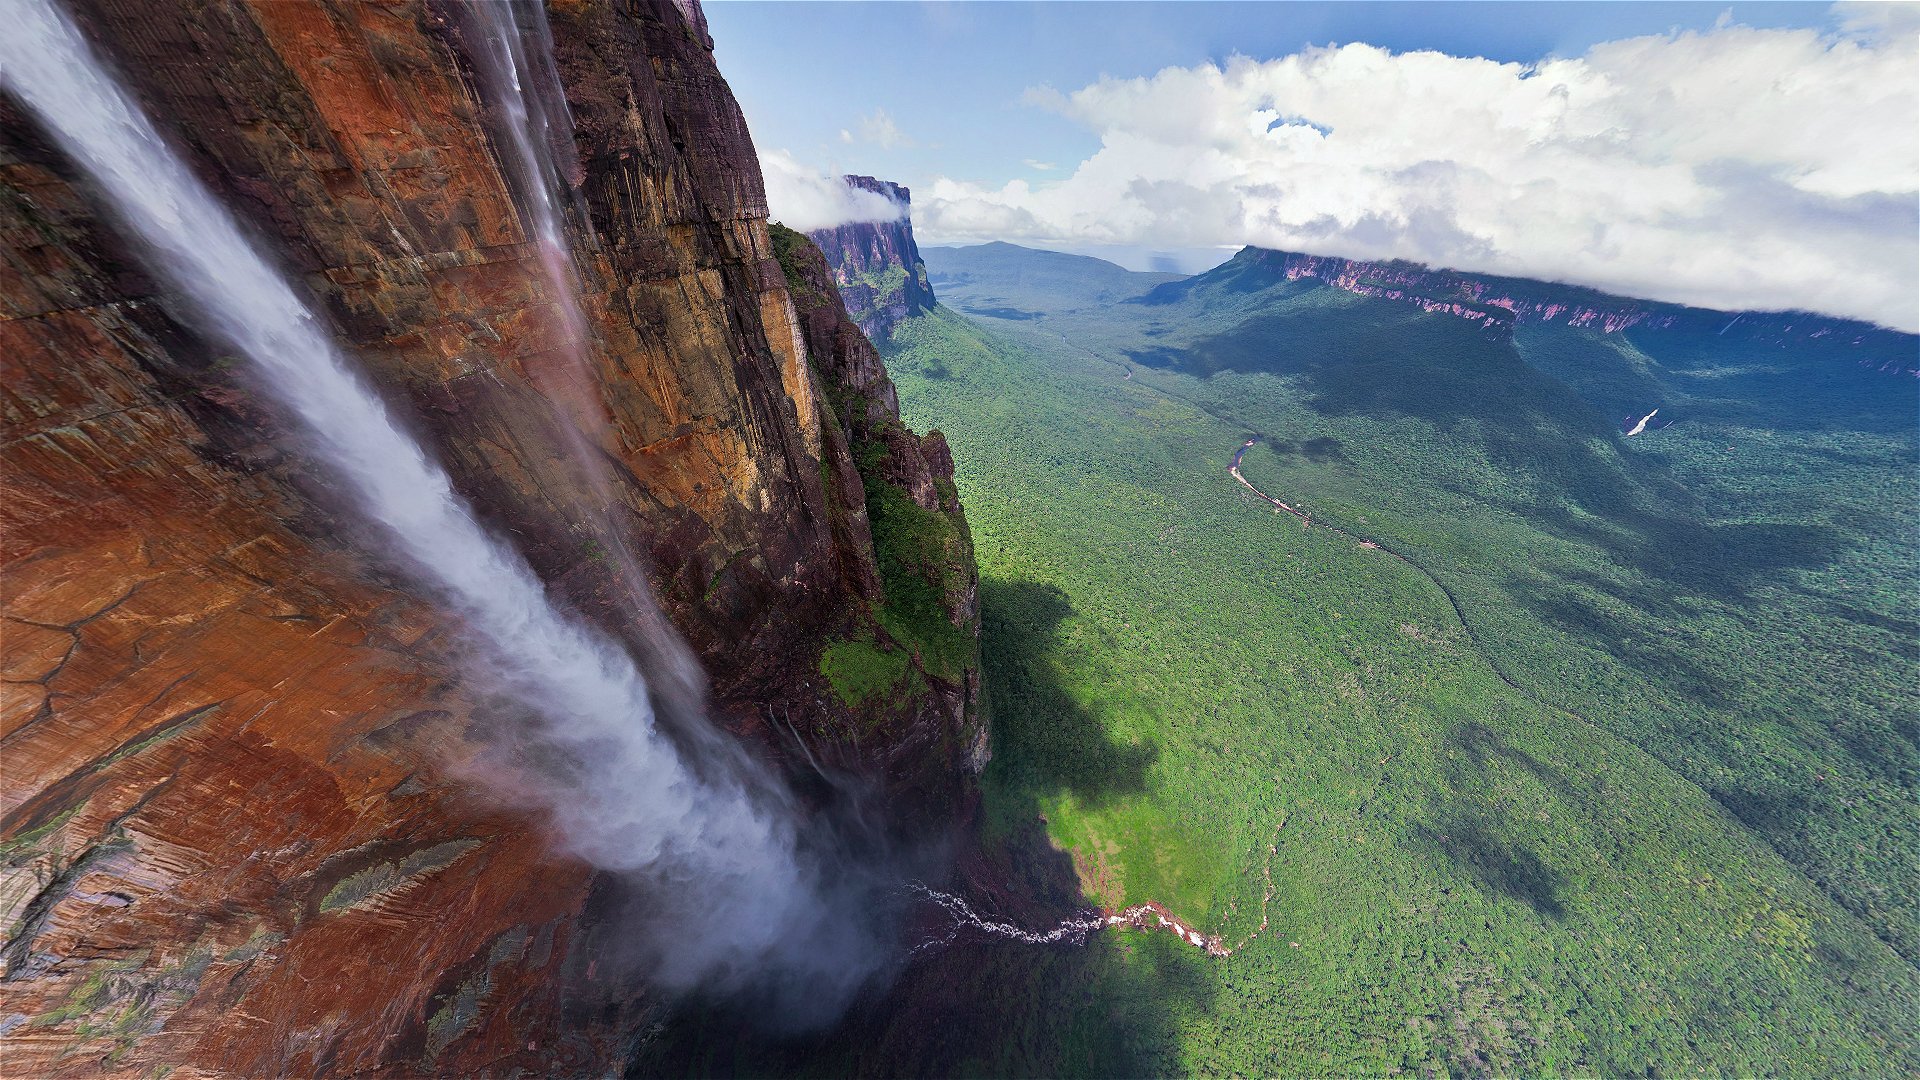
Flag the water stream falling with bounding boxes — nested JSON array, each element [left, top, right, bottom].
[[455, 0, 713, 728], [0, 0, 1239, 1028], [903, 884, 1108, 955], [0, 0, 867, 1010]]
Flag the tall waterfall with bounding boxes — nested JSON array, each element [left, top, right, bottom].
[[458, 0, 715, 728], [0, 0, 868, 1012]]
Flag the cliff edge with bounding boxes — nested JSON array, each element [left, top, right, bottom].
[[806, 176, 936, 342], [0, 1, 977, 1074]]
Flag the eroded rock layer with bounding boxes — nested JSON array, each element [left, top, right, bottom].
[[806, 176, 935, 342], [0, 1, 978, 1074], [1164, 247, 1919, 374]]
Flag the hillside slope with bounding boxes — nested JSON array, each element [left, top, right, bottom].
[[633, 289, 1919, 1074], [1003, 244, 1920, 965], [862, 298, 1919, 1075]]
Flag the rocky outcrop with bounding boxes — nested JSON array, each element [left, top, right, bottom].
[[807, 177, 935, 341], [0, 1, 976, 1075], [1154, 247, 1919, 374], [771, 223, 984, 789]]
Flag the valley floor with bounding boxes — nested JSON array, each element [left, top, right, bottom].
[[646, 282, 1917, 1076], [860, 297, 1915, 1076]]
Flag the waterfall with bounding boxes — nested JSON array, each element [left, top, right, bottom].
[[457, 0, 714, 727], [0, 0, 867, 1010]]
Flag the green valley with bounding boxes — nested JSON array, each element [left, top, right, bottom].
[[833, 246, 1917, 1075], [643, 244, 1916, 1078]]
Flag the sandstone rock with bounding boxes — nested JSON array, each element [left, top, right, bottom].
[[807, 177, 936, 342], [0, 1, 977, 1073], [1209, 247, 1917, 371]]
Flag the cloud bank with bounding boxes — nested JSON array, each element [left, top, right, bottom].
[[762, 149, 905, 231], [917, 13, 1920, 330]]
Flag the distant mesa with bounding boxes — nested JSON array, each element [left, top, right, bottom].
[[1141, 246, 1919, 377], [808, 176, 936, 341]]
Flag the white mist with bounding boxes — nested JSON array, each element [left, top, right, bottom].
[[0, 0, 868, 1009]]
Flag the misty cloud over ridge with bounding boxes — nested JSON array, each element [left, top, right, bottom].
[[915, 11, 1920, 331], [762, 149, 906, 231]]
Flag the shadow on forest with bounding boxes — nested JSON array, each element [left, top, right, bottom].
[[980, 578, 1158, 810], [1449, 721, 1579, 806], [960, 304, 1044, 321], [1417, 722, 1574, 920], [637, 920, 1210, 1079], [1262, 434, 1347, 463], [1161, 298, 1858, 613], [1416, 816, 1567, 919]]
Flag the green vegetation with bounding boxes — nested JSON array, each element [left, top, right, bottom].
[[860, 444, 975, 684], [0, 801, 84, 860], [822, 281, 1914, 1075], [847, 260, 910, 301], [318, 839, 478, 914], [768, 222, 821, 301], [423, 926, 528, 1062], [32, 948, 212, 1063], [771, 227, 979, 724], [819, 634, 915, 709]]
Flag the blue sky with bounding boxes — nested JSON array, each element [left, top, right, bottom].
[[710, 2, 1830, 200], [707, 3, 1917, 328]]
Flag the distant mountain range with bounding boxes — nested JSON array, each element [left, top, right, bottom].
[[925, 240, 1182, 315], [1145, 247, 1918, 374], [924, 242, 1918, 380]]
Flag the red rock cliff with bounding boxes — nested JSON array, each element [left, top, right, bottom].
[[1177, 247, 1918, 374], [0, 1, 978, 1074], [806, 176, 936, 342]]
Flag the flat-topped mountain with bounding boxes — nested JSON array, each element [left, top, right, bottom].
[[1145, 247, 1918, 376], [807, 176, 936, 341]]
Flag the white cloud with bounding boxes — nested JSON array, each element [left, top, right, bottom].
[[855, 108, 915, 149], [760, 149, 905, 232], [918, 13, 1920, 330], [1830, 0, 1920, 41]]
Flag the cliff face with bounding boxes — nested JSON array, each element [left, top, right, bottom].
[[1163, 247, 1919, 374], [771, 224, 982, 788], [0, 1, 976, 1075], [806, 176, 935, 342]]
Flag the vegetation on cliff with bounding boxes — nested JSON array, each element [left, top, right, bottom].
[[824, 279, 1916, 1076], [770, 223, 980, 733]]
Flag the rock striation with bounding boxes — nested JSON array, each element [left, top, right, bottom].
[[1149, 247, 1919, 375], [806, 177, 936, 342], [0, 1, 977, 1075]]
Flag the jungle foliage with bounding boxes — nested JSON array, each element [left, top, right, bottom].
[[652, 246, 1916, 1077], [856, 249, 1916, 1076]]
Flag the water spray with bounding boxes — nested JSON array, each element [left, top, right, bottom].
[[0, 0, 867, 1012]]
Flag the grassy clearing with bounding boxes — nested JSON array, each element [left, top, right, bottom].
[[819, 634, 916, 710]]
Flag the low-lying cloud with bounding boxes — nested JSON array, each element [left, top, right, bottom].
[[762, 148, 905, 231], [917, 9, 1920, 330]]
